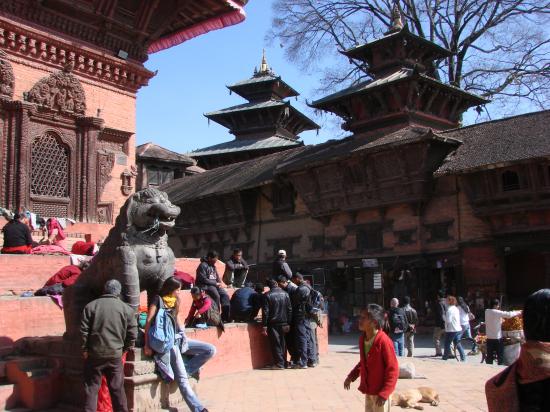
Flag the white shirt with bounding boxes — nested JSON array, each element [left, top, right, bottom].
[[485, 308, 521, 339], [445, 305, 462, 332], [458, 306, 470, 326]]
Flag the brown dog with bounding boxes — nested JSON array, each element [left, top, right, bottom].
[[391, 387, 440, 410]]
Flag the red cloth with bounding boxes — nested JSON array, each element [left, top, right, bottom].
[[185, 295, 212, 325], [1, 245, 31, 254], [346, 331, 398, 400], [97, 353, 127, 412], [174, 269, 194, 288], [44, 265, 82, 287], [47, 218, 66, 241], [71, 241, 96, 256]]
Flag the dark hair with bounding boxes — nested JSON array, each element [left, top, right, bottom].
[[277, 275, 288, 283], [292, 273, 303, 281], [233, 248, 242, 254], [190, 286, 202, 295], [266, 279, 277, 289], [159, 277, 182, 297], [12, 213, 21, 221], [490, 298, 500, 308], [437, 290, 445, 299], [458, 296, 470, 313], [244, 281, 254, 288], [254, 283, 265, 293], [523, 289, 550, 342], [207, 251, 218, 259], [402, 296, 411, 305], [364, 304, 385, 329]]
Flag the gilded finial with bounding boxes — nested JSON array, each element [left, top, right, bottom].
[[386, 1, 404, 34], [259, 49, 269, 74]]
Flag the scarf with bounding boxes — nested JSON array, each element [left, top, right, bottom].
[[486, 341, 550, 412], [162, 295, 177, 309]]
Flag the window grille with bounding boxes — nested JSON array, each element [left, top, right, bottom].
[[31, 132, 69, 198]]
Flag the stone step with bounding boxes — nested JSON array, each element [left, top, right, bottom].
[[5, 356, 61, 410], [0, 382, 18, 410]]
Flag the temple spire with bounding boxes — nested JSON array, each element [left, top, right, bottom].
[[386, 1, 404, 34], [255, 49, 273, 76]]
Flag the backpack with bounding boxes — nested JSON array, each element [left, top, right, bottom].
[[147, 297, 176, 354], [308, 288, 324, 327], [390, 308, 407, 333]]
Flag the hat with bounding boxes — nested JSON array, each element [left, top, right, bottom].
[[277, 249, 287, 256]]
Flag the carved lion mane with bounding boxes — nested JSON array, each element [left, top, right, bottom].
[[63, 188, 181, 339]]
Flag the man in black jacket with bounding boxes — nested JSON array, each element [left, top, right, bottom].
[[230, 282, 264, 322], [195, 251, 231, 322], [262, 279, 292, 369], [272, 249, 292, 280], [80, 279, 137, 412], [224, 248, 249, 288], [290, 273, 311, 368]]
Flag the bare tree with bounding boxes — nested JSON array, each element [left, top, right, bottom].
[[269, 0, 550, 117]]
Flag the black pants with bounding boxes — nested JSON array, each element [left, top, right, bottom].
[[203, 286, 231, 322], [486, 338, 504, 365], [84, 357, 128, 412], [267, 324, 288, 368], [293, 318, 310, 367], [231, 309, 255, 323]]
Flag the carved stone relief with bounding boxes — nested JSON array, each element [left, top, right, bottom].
[[121, 165, 138, 196], [0, 51, 14, 99], [97, 150, 115, 199], [25, 64, 86, 114]]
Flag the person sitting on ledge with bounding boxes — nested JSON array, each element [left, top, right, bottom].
[[185, 287, 223, 331], [1, 213, 33, 254], [195, 251, 230, 322], [230, 282, 264, 323]]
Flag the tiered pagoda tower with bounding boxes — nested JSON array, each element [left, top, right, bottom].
[[191, 52, 319, 169], [311, 3, 487, 136]]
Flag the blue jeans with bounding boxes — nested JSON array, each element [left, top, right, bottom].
[[183, 339, 216, 376], [170, 346, 205, 412], [391, 332, 404, 356], [293, 318, 310, 367], [443, 331, 465, 361]]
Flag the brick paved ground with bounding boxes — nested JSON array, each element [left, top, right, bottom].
[[198, 334, 504, 412]]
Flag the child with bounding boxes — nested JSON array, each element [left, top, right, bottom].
[[344, 304, 398, 412]]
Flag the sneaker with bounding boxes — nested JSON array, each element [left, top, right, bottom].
[[307, 362, 318, 368], [291, 364, 308, 369]]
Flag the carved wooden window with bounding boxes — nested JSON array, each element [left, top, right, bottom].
[[502, 170, 520, 191], [272, 182, 295, 216], [31, 132, 69, 197], [426, 221, 453, 243], [395, 229, 416, 245], [357, 224, 383, 252], [147, 166, 174, 187]]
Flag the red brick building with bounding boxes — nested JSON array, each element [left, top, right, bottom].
[[164, 10, 549, 312], [0, 0, 247, 224]]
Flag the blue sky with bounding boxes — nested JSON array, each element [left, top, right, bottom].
[[135, 1, 489, 154], [136, 1, 330, 154]]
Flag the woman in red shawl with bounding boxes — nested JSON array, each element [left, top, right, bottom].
[[44, 218, 67, 249], [486, 289, 550, 412]]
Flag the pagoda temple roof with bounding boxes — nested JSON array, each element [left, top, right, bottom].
[[1, 0, 248, 62], [163, 147, 307, 203], [342, 27, 451, 62], [190, 135, 303, 157], [228, 74, 299, 97], [137, 143, 195, 165], [205, 100, 319, 133], [436, 110, 550, 175], [311, 68, 488, 110]]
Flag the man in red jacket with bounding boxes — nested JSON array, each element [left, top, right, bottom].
[[344, 304, 398, 412]]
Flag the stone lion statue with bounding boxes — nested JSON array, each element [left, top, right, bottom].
[[63, 188, 181, 339]]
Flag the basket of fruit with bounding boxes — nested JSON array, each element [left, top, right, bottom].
[[502, 313, 524, 341]]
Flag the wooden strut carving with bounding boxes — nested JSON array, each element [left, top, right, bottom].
[[121, 165, 138, 196], [25, 64, 86, 114], [97, 150, 115, 199], [0, 50, 14, 99]]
